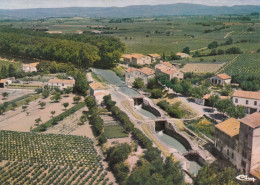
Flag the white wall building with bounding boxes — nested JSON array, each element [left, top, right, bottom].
[[48, 79, 75, 90], [209, 73, 231, 86], [232, 90, 260, 114], [22, 62, 39, 72]]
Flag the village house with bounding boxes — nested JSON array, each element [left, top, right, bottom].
[[232, 90, 260, 114], [122, 54, 151, 65], [209, 73, 231, 86], [215, 113, 260, 183], [0, 79, 12, 88], [22, 62, 39, 73], [148, 54, 161, 63], [176, 52, 191, 59], [131, 54, 151, 65], [155, 61, 183, 80], [121, 54, 133, 64], [89, 82, 109, 105], [125, 67, 155, 86], [48, 79, 75, 90]]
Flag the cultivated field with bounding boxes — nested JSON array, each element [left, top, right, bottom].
[[0, 89, 34, 104], [180, 63, 225, 73], [220, 53, 260, 77], [0, 130, 113, 185]]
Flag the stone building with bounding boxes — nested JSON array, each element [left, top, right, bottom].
[[125, 67, 155, 85], [122, 54, 151, 65], [232, 90, 260, 114], [215, 113, 260, 182], [155, 61, 183, 80]]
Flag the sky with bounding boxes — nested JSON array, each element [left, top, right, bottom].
[[1, 0, 260, 9]]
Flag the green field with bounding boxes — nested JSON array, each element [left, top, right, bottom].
[[0, 130, 112, 185], [104, 126, 128, 139]]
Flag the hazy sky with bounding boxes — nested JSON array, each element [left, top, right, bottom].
[[1, 0, 260, 9]]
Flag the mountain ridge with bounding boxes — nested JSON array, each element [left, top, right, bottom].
[[0, 3, 259, 20]]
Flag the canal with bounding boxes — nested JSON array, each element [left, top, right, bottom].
[[92, 68, 202, 175]]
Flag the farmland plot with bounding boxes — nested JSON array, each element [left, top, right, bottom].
[[222, 53, 260, 77], [0, 130, 113, 185], [181, 63, 225, 73]]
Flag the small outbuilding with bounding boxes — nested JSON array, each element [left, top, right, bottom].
[[209, 73, 231, 86]]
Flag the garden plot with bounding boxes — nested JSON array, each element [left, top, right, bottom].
[[0, 95, 75, 132], [101, 114, 128, 139], [0, 88, 34, 104], [181, 63, 225, 73], [0, 130, 113, 185]]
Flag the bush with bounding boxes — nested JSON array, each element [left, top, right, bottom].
[[151, 89, 163, 99], [225, 47, 242, 54]]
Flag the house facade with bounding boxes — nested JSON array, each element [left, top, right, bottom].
[[22, 62, 39, 72], [215, 113, 260, 182], [232, 90, 260, 114], [209, 73, 231, 85], [89, 82, 109, 105], [125, 67, 155, 85], [0, 79, 12, 88], [48, 79, 75, 90], [131, 54, 151, 65], [122, 54, 151, 65], [155, 61, 183, 80]]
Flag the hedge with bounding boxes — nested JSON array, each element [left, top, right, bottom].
[[33, 102, 85, 132]]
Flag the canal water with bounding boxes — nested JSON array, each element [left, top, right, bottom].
[[156, 131, 202, 175], [92, 68, 139, 97], [92, 68, 157, 119]]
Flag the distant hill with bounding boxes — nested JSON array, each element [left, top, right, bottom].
[[0, 3, 259, 20]]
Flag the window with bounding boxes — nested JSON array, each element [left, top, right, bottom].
[[227, 149, 229, 156], [62, 83, 64, 86], [246, 100, 249, 105], [235, 98, 238, 103], [254, 101, 257, 106], [232, 153, 234, 159]]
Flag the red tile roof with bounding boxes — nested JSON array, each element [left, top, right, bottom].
[[216, 73, 231, 80], [233, 90, 260, 100], [215, 118, 240, 137], [241, 112, 260, 129], [139, 67, 155, 76]]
